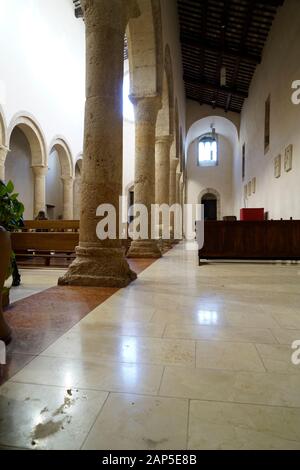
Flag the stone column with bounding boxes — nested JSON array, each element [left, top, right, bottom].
[[58, 0, 138, 287], [176, 172, 181, 204], [32, 166, 47, 217], [169, 158, 179, 242], [0, 148, 7, 181], [62, 177, 74, 220], [127, 96, 162, 258], [155, 135, 172, 250], [155, 135, 172, 206]]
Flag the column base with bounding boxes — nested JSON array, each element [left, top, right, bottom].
[[58, 246, 137, 287], [162, 240, 173, 252], [127, 240, 162, 258]]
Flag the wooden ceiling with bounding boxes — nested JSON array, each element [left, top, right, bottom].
[[178, 0, 284, 113]]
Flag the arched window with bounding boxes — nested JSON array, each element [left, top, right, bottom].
[[198, 134, 218, 166]]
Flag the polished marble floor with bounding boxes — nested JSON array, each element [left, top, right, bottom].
[[9, 268, 67, 303], [1, 243, 300, 449]]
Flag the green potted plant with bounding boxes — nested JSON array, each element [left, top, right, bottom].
[[0, 179, 24, 308]]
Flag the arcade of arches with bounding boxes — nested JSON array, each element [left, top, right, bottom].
[[1, 0, 300, 451]]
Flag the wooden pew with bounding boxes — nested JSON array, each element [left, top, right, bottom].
[[11, 232, 79, 266], [198, 220, 300, 265], [22, 220, 80, 232]]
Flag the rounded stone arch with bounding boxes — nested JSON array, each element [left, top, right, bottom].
[[198, 188, 221, 221], [126, 0, 163, 97], [75, 154, 83, 177], [49, 137, 73, 179], [0, 105, 8, 148], [74, 155, 83, 220], [7, 112, 47, 167]]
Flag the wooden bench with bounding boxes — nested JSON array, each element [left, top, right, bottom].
[[11, 232, 79, 266], [22, 220, 80, 232]]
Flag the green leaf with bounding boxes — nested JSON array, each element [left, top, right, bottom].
[[6, 180, 14, 194]]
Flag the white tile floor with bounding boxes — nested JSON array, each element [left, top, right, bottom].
[[1, 242, 300, 449]]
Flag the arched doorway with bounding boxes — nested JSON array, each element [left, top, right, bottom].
[[199, 188, 221, 220], [47, 138, 73, 219], [201, 193, 217, 220], [5, 127, 34, 219], [6, 113, 46, 219], [73, 157, 82, 220]]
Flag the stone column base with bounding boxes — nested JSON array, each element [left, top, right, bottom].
[[58, 246, 137, 287], [162, 240, 173, 251], [127, 240, 162, 258]]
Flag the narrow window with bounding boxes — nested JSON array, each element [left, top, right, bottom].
[[198, 134, 218, 166]]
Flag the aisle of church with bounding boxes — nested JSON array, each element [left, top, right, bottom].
[[1, 244, 300, 450]]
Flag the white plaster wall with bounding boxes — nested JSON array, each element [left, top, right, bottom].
[[0, 0, 85, 159], [186, 136, 233, 219], [186, 101, 241, 139], [46, 149, 63, 219], [233, 0, 300, 219], [5, 127, 34, 219]]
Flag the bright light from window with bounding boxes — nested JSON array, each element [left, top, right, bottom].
[[198, 137, 217, 166], [123, 73, 134, 122]]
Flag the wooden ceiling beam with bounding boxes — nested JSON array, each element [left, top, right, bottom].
[[180, 33, 261, 64], [183, 76, 248, 99]]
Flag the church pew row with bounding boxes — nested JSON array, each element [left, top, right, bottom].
[[11, 232, 79, 266]]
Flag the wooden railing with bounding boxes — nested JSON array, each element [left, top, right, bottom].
[[198, 220, 300, 264]]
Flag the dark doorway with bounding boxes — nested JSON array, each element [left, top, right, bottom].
[[201, 193, 217, 220]]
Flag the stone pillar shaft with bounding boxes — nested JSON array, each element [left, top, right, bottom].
[[58, 0, 138, 286], [169, 158, 179, 242], [62, 177, 74, 220], [176, 172, 181, 204], [0, 148, 7, 181], [155, 135, 172, 206], [169, 158, 178, 206], [127, 96, 162, 258], [32, 166, 47, 217], [155, 136, 172, 249]]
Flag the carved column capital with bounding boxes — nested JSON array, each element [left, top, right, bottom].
[[155, 134, 173, 146], [129, 94, 162, 124], [32, 165, 48, 177]]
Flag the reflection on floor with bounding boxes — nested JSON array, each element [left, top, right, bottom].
[[1, 243, 300, 449]]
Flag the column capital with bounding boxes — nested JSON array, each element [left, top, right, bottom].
[[129, 94, 162, 124], [155, 135, 173, 146], [32, 166, 48, 177], [82, 0, 139, 33], [61, 175, 74, 183]]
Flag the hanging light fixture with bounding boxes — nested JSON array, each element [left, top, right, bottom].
[[210, 123, 216, 139]]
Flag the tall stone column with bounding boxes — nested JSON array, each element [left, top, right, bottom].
[[0, 148, 7, 181], [127, 96, 162, 258], [176, 171, 181, 204], [32, 166, 47, 217], [169, 158, 179, 242], [62, 177, 74, 220], [155, 135, 172, 206], [155, 135, 172, 249], [59, 0, 138, 287]]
